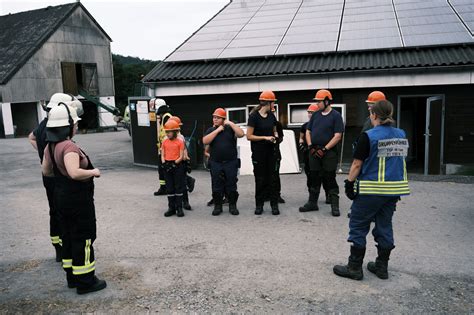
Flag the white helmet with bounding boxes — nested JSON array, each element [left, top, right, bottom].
[[46, 93, 84, 116], [154, 98, 166, 107], [47, 105, 81, 128]]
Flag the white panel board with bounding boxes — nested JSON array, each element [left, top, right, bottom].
[[238, 128, 300, 175]]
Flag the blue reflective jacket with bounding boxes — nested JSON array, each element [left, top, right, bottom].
[[357, 125, 410, 196]]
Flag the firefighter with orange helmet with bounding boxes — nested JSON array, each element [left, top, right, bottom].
[[247, 90, 281, 215], [362, 91, 386, 133], [299, 89, 344, 216], [203, 108, 244, 216], [168, 116, 196, 211], [299, 103, 330, 205], [161, 119, 186, 217]]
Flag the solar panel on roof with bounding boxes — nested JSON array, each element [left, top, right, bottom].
[[394, 0, 474, 47], [165, 0, 474, 62], [450, 0, 474, 34]]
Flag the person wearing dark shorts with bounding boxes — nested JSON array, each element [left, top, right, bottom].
[[246, 90, 280, 215], [203, 108, 244, 216], [299, 89, 344, 216]]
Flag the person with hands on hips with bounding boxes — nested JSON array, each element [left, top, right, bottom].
[[299, 89, 344, 216], [333, 99, 410, 281], [203, 108, 244, 216], [161, 119, 186, 217], [246, 90, 280, 216], [41, 104, 106, 295]]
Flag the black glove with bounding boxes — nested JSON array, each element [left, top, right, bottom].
[[310, 146, 327, 159], [344, 179, 357, 200], [298, 142, 307, 152], [185, 160, 192, 174]]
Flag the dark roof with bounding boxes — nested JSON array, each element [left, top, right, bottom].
[[143, 44, 474, 83], [0, 2, 112, 84]]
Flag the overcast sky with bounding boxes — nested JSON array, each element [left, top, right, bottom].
[[0, 0, 228, 61]]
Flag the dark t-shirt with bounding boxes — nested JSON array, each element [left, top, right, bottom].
[[307, 109, 344, 146], [247, 111, 276, 152], [32, 118, 48, 163], [300, 122, 308, 145], [353, 132, 370, 161], [205, 125, 237, 162]]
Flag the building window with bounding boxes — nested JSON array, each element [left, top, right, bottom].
[[61, 62, 99, 96], [226, 107, 247, 125], [287, 103, 346, 126]]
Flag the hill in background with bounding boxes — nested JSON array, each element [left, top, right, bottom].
[[112, 54, 159, 114]]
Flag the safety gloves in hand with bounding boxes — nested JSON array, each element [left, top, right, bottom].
[[344, 179, 357, 200], [298, 142, 307, 152], [310, 146, 327, 159]]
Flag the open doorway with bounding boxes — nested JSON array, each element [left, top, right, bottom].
[[78, 100, 99, 131], [397, 95, 445, 175], [11, 102, 38, 137]]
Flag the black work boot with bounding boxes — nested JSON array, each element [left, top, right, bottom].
[[367, 246, 393, 279], [325, 191, 331, 204], [255, 203, 264, 215], [212, 193, 223, 216], [54, 244, 62, 262], [271, 201, 280, 215], [154, 185, 167, 196], [182, 192, 192, 210], [175, 196, 184, 217], [333, 246, 366, 280], [299, 188, 319, 212], [176, 205, 184, 217], [278, 195, 286, 203], [330, 190, 340, 217], [76, 276, 107, 295], [207, 198, 214, 206], [164, 196, 176, 217], [228, 191, 239, 215]]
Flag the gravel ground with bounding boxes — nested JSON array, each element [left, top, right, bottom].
[[0, 130, 473, 313]]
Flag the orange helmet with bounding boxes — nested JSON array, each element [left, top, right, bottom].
[[164, 120, 180, 131], [366, 91, 386, 103], [259, 90, 277, 102], [212, 108, 226, 119], [307, 103, 319, 112], [169, 116, 183, 126], [314, 89, 332, 101]]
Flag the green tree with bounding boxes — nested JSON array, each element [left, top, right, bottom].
[[112, 54, 158, 114]]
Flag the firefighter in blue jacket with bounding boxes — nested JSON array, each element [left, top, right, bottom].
[[334, 99, 410, 281]]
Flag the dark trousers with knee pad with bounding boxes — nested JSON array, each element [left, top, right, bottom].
[[252, 149, 279, 206], [348, 195, 398, 249], [55, 178, 97, 289], [164, 163, 185, 209], [308, 148, 339, 200], [43, 175, 61, 247], [210, 159, 239, 194]]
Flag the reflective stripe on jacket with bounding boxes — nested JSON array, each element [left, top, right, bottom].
[[357, 125, 410, 196]]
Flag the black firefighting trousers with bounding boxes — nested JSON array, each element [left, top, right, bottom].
[[42, 175, 61, 247]]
